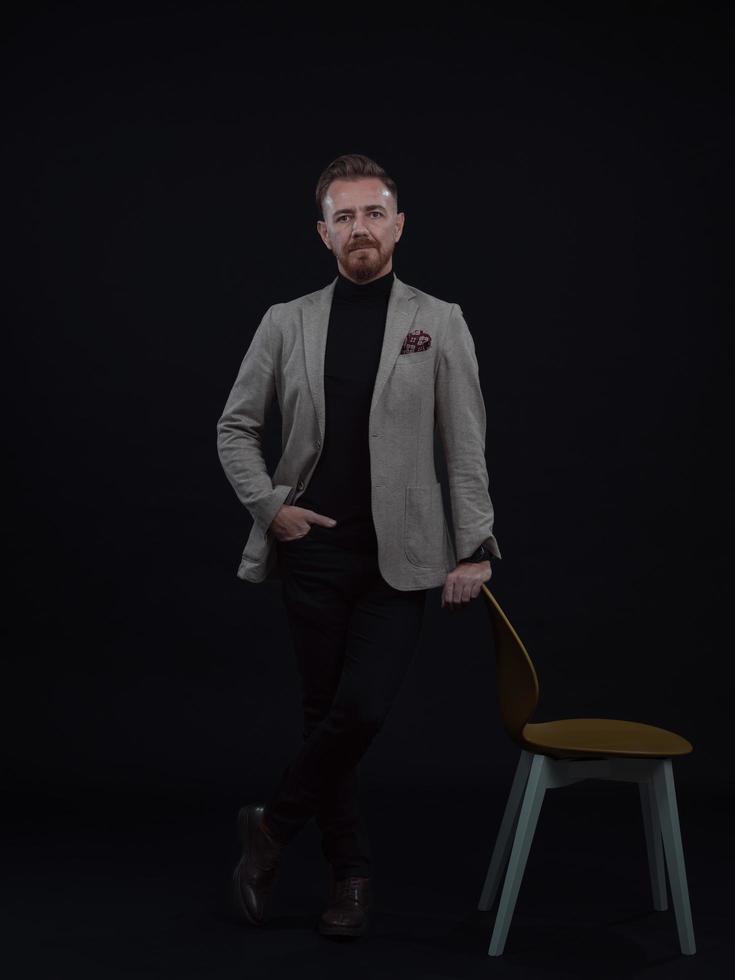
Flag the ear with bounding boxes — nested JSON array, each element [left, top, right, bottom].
[[395, 211, 406, 242], [316, 220, 332, 250]]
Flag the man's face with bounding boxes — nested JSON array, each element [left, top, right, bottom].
[[317, 177, 405, 283]]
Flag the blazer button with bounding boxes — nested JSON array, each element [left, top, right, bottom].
[[316, 440, 321, 448], [297, 479, 304, 490]]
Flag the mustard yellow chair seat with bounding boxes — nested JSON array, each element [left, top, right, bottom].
[[521, 718, 693, 759]]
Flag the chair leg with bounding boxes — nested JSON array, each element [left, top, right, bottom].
[[651, 759, 696, 955], [639, 779, 667, 911], [478, 750, 533, 911], [488, 753, 547, 956]]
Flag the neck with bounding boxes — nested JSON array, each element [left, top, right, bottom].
[[333, 267, 395, 301]]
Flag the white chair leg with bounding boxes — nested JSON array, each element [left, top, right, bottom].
[[639, 778, 667, 910], [488, 753, 547, 956], [478, 750, 533, 911], [651, 759, 696, 955]]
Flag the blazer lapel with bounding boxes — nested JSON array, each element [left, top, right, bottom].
[[301, 273, 419, 438], [371, 275, 419, 416], [301, 278, 335, 438]]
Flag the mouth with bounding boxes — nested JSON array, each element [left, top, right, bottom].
[[350, 244, 374, 251]]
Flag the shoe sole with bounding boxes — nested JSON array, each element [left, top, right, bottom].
[[320, 868, 372, 937], [318, 917, 370, 938], [231, 805, 264, 926]]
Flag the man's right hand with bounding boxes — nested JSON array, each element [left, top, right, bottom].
[[269, 505, 337, 542]]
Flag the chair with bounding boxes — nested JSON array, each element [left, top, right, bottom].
[[477, 585, 695, 957]]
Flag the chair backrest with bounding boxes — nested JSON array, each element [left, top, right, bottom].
[[480, 584, 540, 746]]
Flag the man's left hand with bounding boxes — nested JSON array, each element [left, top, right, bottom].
[[441, 560, 492, 611]]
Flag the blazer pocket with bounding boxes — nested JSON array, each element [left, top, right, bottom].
[[396, 350, 434, 368], [404, 481, 446, 567]]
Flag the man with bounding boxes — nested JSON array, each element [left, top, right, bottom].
[[217, 153, 501, 938]]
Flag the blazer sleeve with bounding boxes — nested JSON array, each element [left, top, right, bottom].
[[434, 303, 502, 562], [216, 306, 293, 533]]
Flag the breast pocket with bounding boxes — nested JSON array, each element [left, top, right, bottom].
[[404, 481, 446, 567], [395, 350, 435, 370]]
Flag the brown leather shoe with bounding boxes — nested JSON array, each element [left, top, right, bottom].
[[231, 804, 286, 925], [318, 866, 373, 937]]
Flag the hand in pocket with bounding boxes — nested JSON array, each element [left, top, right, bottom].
[[269, 505, 337, 542]]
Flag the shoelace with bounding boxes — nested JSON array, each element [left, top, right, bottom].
[[333, 876, 370, 905]]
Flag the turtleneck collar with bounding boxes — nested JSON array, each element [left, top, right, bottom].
[[334, 268, 395, 302]]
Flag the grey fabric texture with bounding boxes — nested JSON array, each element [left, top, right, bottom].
[[216, 274, 501, 590]]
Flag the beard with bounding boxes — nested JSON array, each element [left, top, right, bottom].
[[342, 241, 390, 282]]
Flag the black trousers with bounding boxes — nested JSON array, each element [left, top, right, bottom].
[[263, 531, 428, 879]]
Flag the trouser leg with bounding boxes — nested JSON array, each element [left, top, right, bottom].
[[263, 541, 427, 879]]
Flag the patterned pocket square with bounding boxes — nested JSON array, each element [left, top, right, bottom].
[[400, 329, 432, 354]]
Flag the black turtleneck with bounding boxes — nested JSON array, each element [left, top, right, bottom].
[[296, 268, 395, 551]]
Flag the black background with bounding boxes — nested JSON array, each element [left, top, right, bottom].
[[3, 1, 734, 976]]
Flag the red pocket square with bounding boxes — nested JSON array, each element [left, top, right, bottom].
[[400, 329, 432, 354]]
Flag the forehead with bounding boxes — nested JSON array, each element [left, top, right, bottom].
[[324, 177, 394, 212]]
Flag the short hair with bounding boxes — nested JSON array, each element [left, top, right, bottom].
[[315, 153, 398, 220]]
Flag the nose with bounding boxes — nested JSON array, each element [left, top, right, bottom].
[[351, 213, 369, 237]]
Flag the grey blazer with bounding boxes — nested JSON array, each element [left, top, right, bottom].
[[216, 274, 501, 590]]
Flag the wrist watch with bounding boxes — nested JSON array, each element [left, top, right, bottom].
[[460, 543, 492, 563]]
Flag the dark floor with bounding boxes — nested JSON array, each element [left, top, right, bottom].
[[2, 778, 729, 979]]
